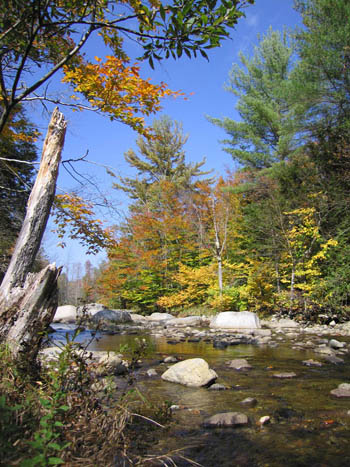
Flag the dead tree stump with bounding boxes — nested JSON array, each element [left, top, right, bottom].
[[0, 108, 67, 363]]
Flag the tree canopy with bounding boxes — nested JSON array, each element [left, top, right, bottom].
[[0, 0, 254, 134]]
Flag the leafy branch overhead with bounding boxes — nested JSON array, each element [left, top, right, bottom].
[[0, 0, 254, 134]]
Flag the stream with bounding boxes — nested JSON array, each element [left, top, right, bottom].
[[51, 324, 350, 466]]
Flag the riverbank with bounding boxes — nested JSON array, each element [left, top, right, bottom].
[[42, 310, 350, 465]]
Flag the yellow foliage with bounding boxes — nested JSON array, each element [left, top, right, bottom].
[[63, 55, 182, 136], [157, 263, 217, 310], [52, 194, 116, 254]]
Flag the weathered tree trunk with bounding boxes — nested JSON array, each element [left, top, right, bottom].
[[0, 108, 67, 363]]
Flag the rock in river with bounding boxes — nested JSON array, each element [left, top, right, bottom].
[[53, 305, 77, 323], [161, 358, 217, 387], [210, 311, 260, 329], [330, 383, 350, 398], [227, 358, 252, 371], [91, 309, 132, 325], [203, 412, 249, 428]]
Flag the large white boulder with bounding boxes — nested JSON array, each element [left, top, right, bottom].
[[161, 358, 217, 387], [210, 311, 260, 329], [53, 305, 77, 323]]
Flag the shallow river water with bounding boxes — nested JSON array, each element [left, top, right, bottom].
[[51, 325, 350, 466]]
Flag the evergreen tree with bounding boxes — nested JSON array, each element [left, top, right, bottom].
[[293, 0, 350, 135], [209, 28, 298, 169], [114, 116, 213, 205]]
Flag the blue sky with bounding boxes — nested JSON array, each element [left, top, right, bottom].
[[38, 0, 302, 272]]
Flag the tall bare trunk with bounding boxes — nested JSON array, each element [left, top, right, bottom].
[[0, 108, 67, 363]]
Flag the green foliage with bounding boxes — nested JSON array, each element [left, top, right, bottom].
[[0, 333, 173, 465], [0, 107, 38, 280], [293, 0, 350, 133], [209, 27, 298, 169], [0, 0, 254, 132]]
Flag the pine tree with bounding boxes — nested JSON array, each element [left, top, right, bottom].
[[114, 116, 213, 206], [209, 28, 298, 169]]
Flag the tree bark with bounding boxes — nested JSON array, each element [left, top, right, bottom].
[[0, 108, 67, 363]]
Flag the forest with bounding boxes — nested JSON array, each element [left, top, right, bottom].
[[75, 1, 350, 323]]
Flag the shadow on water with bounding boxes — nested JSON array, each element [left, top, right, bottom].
[[49, 326, 350, 466]]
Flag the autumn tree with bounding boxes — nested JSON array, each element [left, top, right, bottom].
[[99, 179, 202, 311], [0, 0, 254, 134]]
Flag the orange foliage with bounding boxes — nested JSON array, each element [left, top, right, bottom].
[[52, 194, 116, 255], [63, 56, 182, 136]]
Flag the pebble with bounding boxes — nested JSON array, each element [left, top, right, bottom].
[[259, 416, 271, 425]]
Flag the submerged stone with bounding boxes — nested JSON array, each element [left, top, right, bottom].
[[240, 397, 258, 407], [302, 359, 323, 367], [203, 412, 249, 428], [227, 358, 252, 371], [272, 372, 297, 379], [208, 383, 227, 391]]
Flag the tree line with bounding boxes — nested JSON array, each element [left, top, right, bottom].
[[93, 0, 350, 321]]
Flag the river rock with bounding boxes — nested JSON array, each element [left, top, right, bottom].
[[91, 309, 132, 325], [267, 318, 300, 329], [330, 383, 350, 398], [314, 346, 335, 356], [227, 359, 252, 371], [259, 416, 271, 426], [148, 312, 174, 321], [129, 313, 148, 323], [240, 397, 257, 407], [203, 412, 249, 428], [210, 311, 260, 329], [161, 358, 217, 387], [166, 316, 202, 326], [146, 368, 158, 377], [272, 372, 297, 378], [163, 356, 178, 363], [329, 339, 346, 349], [95, 353, 128, 376], [302, 359, 323, 367], [324, 355, 344, 364], [53, 305, 77, 323], [208, 383, 227, 391]]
